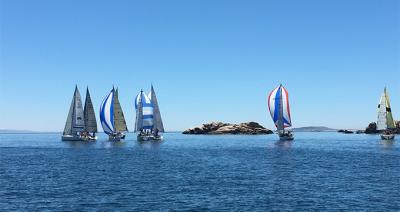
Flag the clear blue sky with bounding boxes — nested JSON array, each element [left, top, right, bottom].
[[0, 0, 399, 131]]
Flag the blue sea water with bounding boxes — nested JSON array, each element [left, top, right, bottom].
[[0, 132, 399, 211]]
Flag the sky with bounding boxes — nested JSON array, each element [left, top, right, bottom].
[[0, 0, 399, 132]]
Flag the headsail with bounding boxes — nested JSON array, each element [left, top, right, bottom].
[[385, 89, 395, 129], [100, 89, 115, 135], [268, 84, 292, 130], [149, 85, 164, 132], [63, 90, 75, 135], [135, 91, 154, 131], [84, 87, 97, 133], [113, 89, 128, 132]]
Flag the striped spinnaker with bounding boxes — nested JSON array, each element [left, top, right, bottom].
[[100, 89, 115, 134], [135, 91, 154, 130], [268, 85, 292, 129]]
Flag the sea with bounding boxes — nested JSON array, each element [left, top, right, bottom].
[[0, 132, 399, 211]]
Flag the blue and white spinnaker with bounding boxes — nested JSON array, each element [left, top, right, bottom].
[[100, 89, 115, 134], [135, 91, 154, 131]]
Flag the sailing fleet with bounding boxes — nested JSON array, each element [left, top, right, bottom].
[[62, 85, 165, 142], [62, 84, 397, 142]]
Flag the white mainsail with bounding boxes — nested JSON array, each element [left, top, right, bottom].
[[63, 86, 84, 135], [135, 92, 144, 132], [377, 92, 387, 130]]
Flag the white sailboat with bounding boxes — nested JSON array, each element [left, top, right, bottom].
[[135, 85, 164, 142], [268, 84, 294, 141], [62, 86, 86, 141], [100, 88, 128, 141], [377, 87, 396, 140]]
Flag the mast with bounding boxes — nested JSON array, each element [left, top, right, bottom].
[[113, 88, 128, 132], [84, 87, 97, 133], [150, 85, 165, 132]]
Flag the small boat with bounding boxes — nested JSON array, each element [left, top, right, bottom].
[[83, 87, 98, 140], [62, 86, 86, 141], [135, 85, 165, 142], [377, 87, 395, 140], [100, 88, 128, 141], [268, 84, 294, 141]]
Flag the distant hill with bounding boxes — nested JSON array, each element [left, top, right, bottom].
[[291, 126, 336, 132], [0, 129, 36, 134]]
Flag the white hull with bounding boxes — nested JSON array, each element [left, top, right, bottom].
[[62, 135, 86, 141], [279, 132, 294, 141], [137, 134, 163, 142], [381, 134, 395, 140], [62, 135, 97, 141]]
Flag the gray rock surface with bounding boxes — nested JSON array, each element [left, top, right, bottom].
[[182, 122, 273, 135]]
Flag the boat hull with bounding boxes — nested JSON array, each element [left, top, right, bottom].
[[381, 134, 395, 140], [62, 135, 97, 141], [108, 133, 126, 142], [279, 132, 294, 141], [137, 135, 163, 142], [61, 135, 87, 141]]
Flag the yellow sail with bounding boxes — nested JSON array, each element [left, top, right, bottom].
[[385, 89, 395, 129]]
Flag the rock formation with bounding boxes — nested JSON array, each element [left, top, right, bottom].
[[182, 122, 273, 135], [364, 122, 379, 134], [364, 121, 400, 134], [338, 129, 354, 134]]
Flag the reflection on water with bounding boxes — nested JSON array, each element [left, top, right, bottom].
[[274, 140, 293, 149], [135, 140, 164, 150], [379, 139, 395, 149], [100, 140, 128, 148], [63, 140, 96, 148], [0, 132, 399, 211]]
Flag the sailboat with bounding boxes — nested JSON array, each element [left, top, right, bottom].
[[100, 88, 128, 141], [377, 87, 396, 140], [135, 85, 164, 141], [83, 87, 98, 140], [62, 86, 86, 141], [268, 84, 294, 141]]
